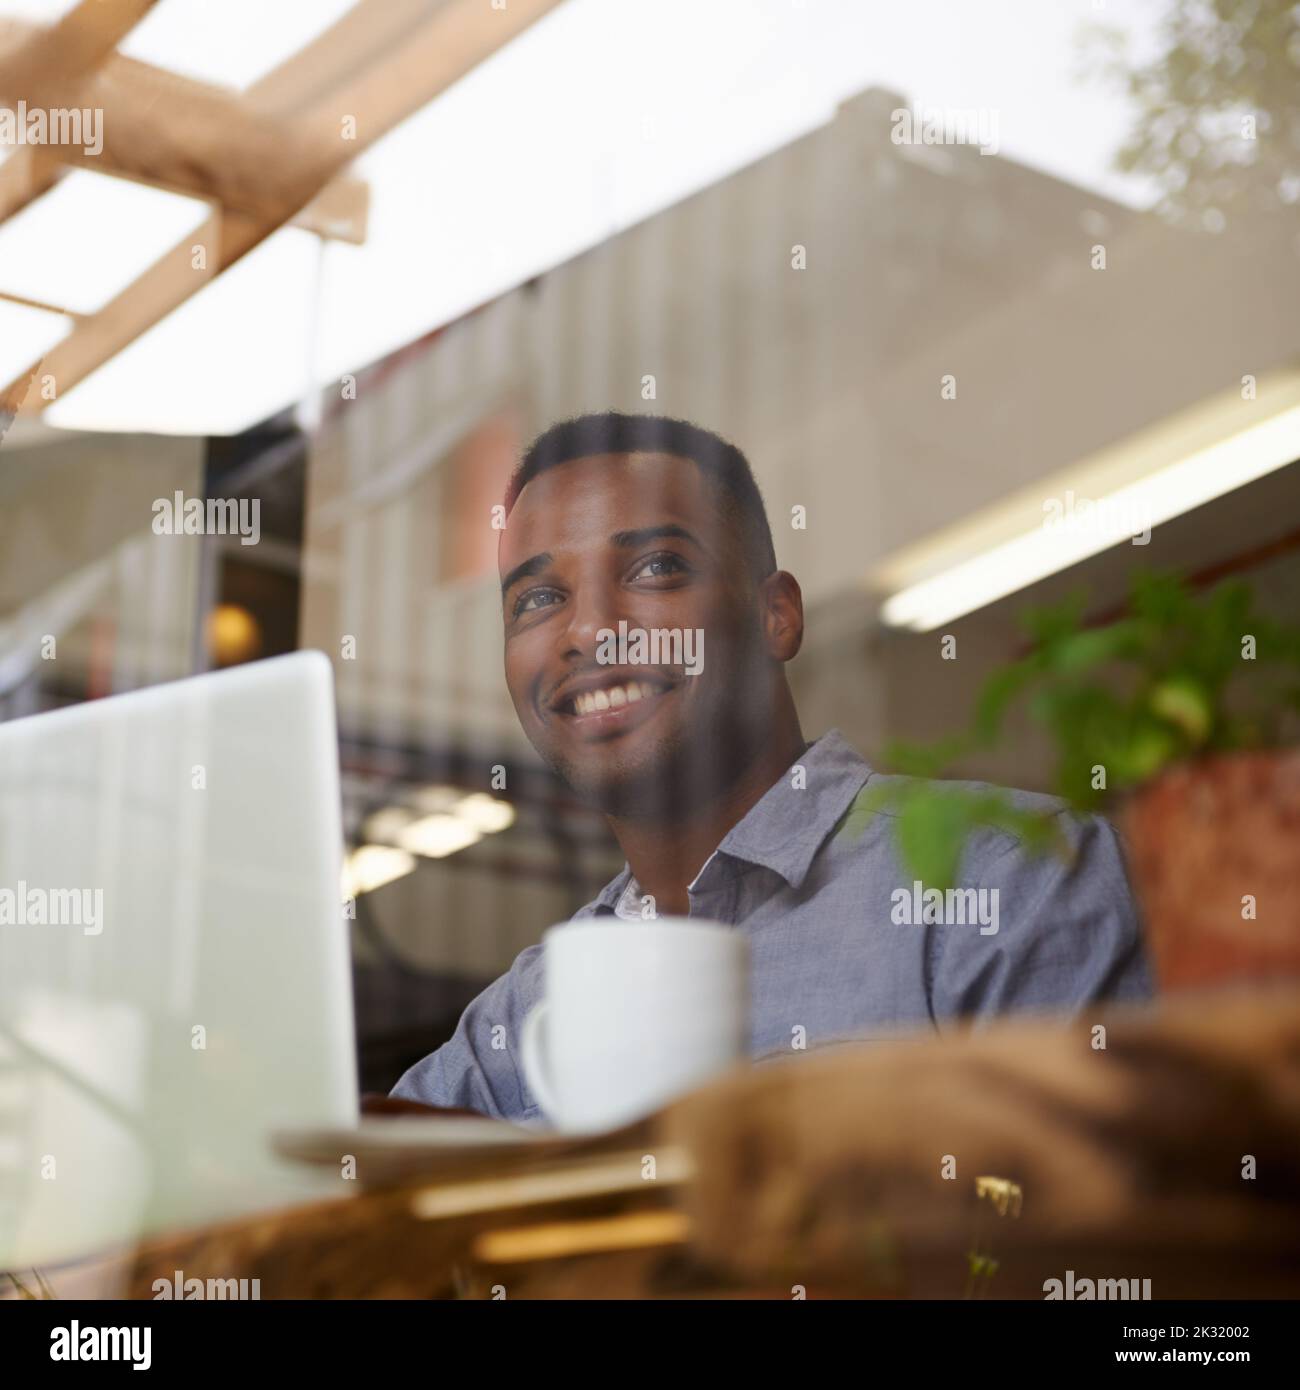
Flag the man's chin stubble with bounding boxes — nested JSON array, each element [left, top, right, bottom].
[[544, 738, 740, 823]]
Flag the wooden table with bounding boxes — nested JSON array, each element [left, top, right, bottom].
[[9, 984, 1300, 1300]]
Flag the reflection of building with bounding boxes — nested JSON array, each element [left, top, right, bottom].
[[301, 88, 1150, 753], [302, 81, 1299, 760], [4, 85, 1298, 1088]]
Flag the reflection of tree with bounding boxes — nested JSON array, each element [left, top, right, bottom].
[[1081, 0, 1299, 229]]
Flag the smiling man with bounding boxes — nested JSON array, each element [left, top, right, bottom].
[[390, 411, 1153, 1120]]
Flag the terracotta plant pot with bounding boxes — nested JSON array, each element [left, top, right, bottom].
[[1123, 749, 1300, 991]]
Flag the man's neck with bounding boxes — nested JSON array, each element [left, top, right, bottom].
[[606, 726, 807, 916]]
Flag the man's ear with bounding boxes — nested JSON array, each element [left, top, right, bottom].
[[760, 570, 804, 662]]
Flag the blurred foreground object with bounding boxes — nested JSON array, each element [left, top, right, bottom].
[[661, 985, 1300, 1296], [13, 987, 1300, 1298]]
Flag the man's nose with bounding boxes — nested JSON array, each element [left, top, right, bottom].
[[559, 581, 621, 658]]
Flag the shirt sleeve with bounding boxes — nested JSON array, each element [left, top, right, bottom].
[[928, 811, 1155, 1027], [388, 943, 542, 1120]]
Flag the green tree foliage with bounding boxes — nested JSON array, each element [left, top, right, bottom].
[[1079, 0, 1300, 227], [844, 572, 1300, 890]]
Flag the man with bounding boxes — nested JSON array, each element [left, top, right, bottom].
[[390, 412, 1152, 1120]]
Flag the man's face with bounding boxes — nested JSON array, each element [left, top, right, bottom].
[[499, 452, 775, 817]]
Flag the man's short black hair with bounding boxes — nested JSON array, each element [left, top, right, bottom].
[[505, 411, 777, 581]]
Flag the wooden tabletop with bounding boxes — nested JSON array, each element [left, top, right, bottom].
[[9, 983, 1300, 1300]]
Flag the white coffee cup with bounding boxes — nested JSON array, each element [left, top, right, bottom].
[[519, 916, 749, 1133]]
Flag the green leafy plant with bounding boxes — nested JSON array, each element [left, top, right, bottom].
[[844, 571, 1300, 890], [1077, 0, 1300, 229], [3, 1269, 56, 1299]]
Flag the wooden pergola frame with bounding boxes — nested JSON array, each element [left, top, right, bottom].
[[0, 0, 563, 419]]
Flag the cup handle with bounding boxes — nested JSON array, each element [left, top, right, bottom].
[[519, 999, 560, 1122]]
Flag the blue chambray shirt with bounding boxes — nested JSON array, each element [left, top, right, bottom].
[[390, 729, 1154, 1121]]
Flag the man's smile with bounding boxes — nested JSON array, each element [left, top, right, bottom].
[[545, 667, 680, 740]]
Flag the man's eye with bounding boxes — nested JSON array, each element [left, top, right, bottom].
[[514, 588, 561, 617], [630, 552, 688, 581]]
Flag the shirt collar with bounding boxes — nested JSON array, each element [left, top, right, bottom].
[[589, 729, 874, 909]]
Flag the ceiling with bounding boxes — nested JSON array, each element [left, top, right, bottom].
[[0, 0, 1163, 438]]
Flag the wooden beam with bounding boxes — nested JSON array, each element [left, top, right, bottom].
[[0, 358, 42, 421], [295, 0, 564, 158], [7, 206, 242, 412], [0, 146, 367, 248], [244, 0, 456, 118], [56, 49, 342, 222], [0, 0, 159, 96], [0, 1, 158, 228], [3, 0, 564, 414], [0, 286, 79, 318], [0, 22, 368, 241], [0, 153, 368, 247], [0, 148, 60, 225]]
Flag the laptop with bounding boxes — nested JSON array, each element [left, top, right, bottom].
[[0, 651, 360, 1269]]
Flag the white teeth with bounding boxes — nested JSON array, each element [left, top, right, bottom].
[[571, 681, 661, 715]]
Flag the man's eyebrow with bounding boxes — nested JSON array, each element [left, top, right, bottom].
[[500, 551, 553, 598], [610, 524, 702, 550], [501, 526, 701, 597]]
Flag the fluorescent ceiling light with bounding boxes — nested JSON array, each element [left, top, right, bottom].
[[0, 298, 72, 387], [410, 784, 470, 817], [0, 169, 210, 316], [362, 807, 415, 844], [342, 844, 415, 899], [455, 793, 516, 834], [118, 0, 359, 91], [363, 791, 515, 858], [398, 814, 482, 860], [876, 371, 1300, 632]]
